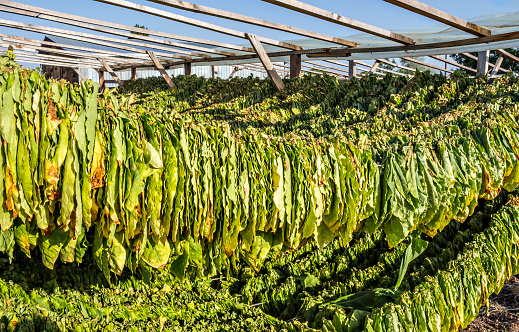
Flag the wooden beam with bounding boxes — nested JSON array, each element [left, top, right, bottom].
[[401, 57, 454, 73], [147, 50, 175, 88], [0, 4, 221, 58], [1, 33, 148, 61], [0, 51, 104, 69], [428, 54, 477, 73], [211, 65, 218, 79], [382, 0, 491, 37], [477, 50, 489, 75], [0, 0, 252, 53], [2, 46, 117, 67], [261, 0, 414, 45], [73, 68, 88, 82], [0, 19, 195, 62], [369, 60, 381, 73], [290, 54, 301, 79], [489, 55, 504, 77], [114, 29, 519, 71], [0, 40, 145, 66], [184, 63, 192, 76], [497, 49, 519, 65], [95, 0, 302, 50], [246, 33, 285, 91], [131, 68, 137, 80], [145, 0, 356, 47], [308, 30, 519, 57], [348, 60, 356, 79], [305, 60, 350, 75], [99, 70, 105, 91], [98, 58, 123, 86]]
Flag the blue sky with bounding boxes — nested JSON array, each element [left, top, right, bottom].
[[1, 0, 518, 69]]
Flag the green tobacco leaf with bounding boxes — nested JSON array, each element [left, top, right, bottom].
[[394, 237, 429, 290], [40, 227, 69, 270], [142, 235, 171, 269], [327, 288, 396, 312]]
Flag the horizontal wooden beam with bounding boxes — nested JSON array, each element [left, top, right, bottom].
[[113, 30, 519, 71], [497, 49, 519, 65], [377, 58, 416, 72], [261, 0, 414, 45], [401, 56, 454, 73], [0, 0, 252, 53], [95, 0, 302, 50], [307, 30, 519, 56], [428, 54, 477, 73], [0, 19, 194, 62], [145, 0, 356, 47], [0, 32, 154, 61], [0, 39, 149, 66], [383, 0, 491, 37], [0, 4, 223, 57]]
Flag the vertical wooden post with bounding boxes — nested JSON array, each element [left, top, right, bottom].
[[477, 50, 490, 76], [184, 62, 192, 76], [348, 60, 356, 79], [290, 54, 302, 79], [211, 65, 218, 79], [99, 69, 105, 91], [246, 33, 285, 91], [147, 50, 175, 88], [489, 55, 504, 83], [131, 67, 137, 80]]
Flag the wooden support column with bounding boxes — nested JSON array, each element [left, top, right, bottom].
[[184, 62, 192, 76], [98, 58, 123, 86], [131, 67, 137, 80], [246, 33, 285, 91], [290, 54, 302, 79], [477, 50, 490, 76], [348, 60, 356, 79], [147, 50, 175, 88], [211, 65, 218, 79], [99, 69, 105, 91], [369, 60, 380, 73]]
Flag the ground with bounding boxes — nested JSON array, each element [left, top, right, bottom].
[[461, 276, 519, 332]]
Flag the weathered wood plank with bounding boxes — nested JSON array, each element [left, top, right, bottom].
[[184, 63, 192, 76], [261, 0, 414, 45], [348, 60, 356, 79], [497, 49, 519, 65], [477, 50, 489, 75], [147, 50, 175, 88], [131, 68, 137, 80], [369, 60, 381, 73], [461, 52, 509, 73], [146, 0, 356, 47], [246, 33, 285, 91], [401, 56, 454, 73], [0, 0, 252, 53], [0, 19, 194, 62], [428, 54, 477, 73], [99, 69, 105, 90], [98, 58, 124, 86], [95, 0, 302, 50], [489, 55, 504, 77], [290, 54, 301, 79], [383, 0, 491, 37], [0, 4, 222, 57]]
